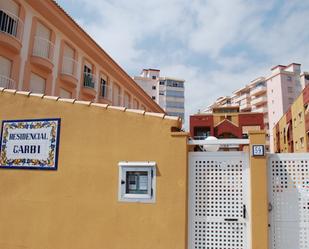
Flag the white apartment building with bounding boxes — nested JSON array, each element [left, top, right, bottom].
[[266, 63, 304, 151], [204, 63, 307, 152], [133, 69, 185, 121], [203, 96, 234, 113]]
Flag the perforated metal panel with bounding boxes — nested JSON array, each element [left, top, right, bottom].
[[189, 152, 250, 249], [268, 153, 309, 249]]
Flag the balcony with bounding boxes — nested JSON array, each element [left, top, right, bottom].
[[234, 93, 250, 103], [252, 106, 268, 113], [60, 57, 78, 87], [251, 95, 267, 105], [31, 36, 54, 72], [264, 116, 269, 124], [99, 83, 112, 103], [250, 85, 267, 96], [0, 8, 23, 53], [239, 102, 251, 111], [0, 74, 15, 89], [80, 72, 97, 98]]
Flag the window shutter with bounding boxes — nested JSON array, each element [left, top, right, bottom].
[[0, 56, 12, 77], [0, 0, 19, 16], [30, 73, 46, 94]]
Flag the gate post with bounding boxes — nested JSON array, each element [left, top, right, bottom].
[[248, 131, 268, 249]]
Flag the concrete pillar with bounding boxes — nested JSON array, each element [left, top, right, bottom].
[[249, 131, 268, 249]]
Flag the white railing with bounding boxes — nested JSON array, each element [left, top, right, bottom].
[[251, 95, 267, 105], [0, 8, 23, 42], [252, 106, 268, 113], [0, 74, 15, 89], [83, 72, 97, 89], [32, 36, 54, 61], [250, 85, 266, 96], [61, 57, 78, 77], [234, 93, 250, 103], [240, 102, 251, 111], [100, 83, 112, 101]]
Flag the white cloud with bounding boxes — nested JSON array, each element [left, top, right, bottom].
[[60, 0, 309, 130]]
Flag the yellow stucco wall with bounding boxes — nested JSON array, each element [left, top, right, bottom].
[[278, 115, 287, 152], [213, 113, 239, 127], [249, 131, 267, 249], [291, 95, 307, 152], [0, 90, 188, 249]]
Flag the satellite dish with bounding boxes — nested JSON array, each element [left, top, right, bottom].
[[202, 136, 220, 152]]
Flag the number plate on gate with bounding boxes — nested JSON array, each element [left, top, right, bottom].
[[252, 144, 265, 157]]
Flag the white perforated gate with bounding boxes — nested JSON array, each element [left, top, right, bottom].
[[189, 152, 250, 249], [268, 153, 309, 249]]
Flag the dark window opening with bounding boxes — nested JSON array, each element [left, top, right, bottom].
[[101, 78, 107, 97], [83, 65, 94, 88], [0, 10, 18, 37]]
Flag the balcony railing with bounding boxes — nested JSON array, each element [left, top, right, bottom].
[[0, 74, 15, 89], [234, 93, 250, 103], [239, 103, 251, 111], [252, 106, 268, 113], [251, 95, 267, 105], [32, 36, 54, 61], [83, 72, 96, 89], [250, 85, 266, 96], [0, 8, 23, 42], [61, 57, 78, 77]]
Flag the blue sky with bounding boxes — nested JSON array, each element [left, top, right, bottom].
[[58, 0, 309, 124]]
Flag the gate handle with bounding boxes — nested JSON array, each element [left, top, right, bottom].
[[224, 218, 238, 222], [243, 204, 246, 219]]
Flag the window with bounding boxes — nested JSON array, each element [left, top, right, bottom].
[[0, 9, 18, 37], [62, 43, 75, 76], [118, 161, 156, 203], [159, 81, 165, 85], [227, 115, 232, 121], [152, 85, 156, 90], [83, 64, 95, 88], [166, 80, 184, 88], [288, 86, 293, 93], [159, 91, 164, 95], [133, 99, 139, 109], [299, 112, 303, 123], [152, 76, 156, 79], [113, 83, 121, 106], [30, 73, 46, 94], [124, 92, 131, 108], [59, 88, 72, 98], [0, 56, 12, 88], [300, 137, 304, 148], [33, 22, 52, 59], [289, 98, 294, 104], [152, 96, 156, 100], [287, 76, 292, 81], [101, 78, 107, 97]]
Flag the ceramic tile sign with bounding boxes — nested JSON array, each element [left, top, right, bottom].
[[0, 118, 61, 170]]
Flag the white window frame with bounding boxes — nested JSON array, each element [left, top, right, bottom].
[[118, 161, 156, 203]]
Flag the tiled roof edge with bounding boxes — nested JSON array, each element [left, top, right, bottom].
[[0, 89, 180, 123]]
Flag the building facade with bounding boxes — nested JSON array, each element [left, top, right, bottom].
[[133, 69, 185, 120], [274, 84, 309, 153], [266, 63, 304, 151], [0, 0, 163, 113], [190, 106, 264, 148], [204, 63, 307, 151]]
